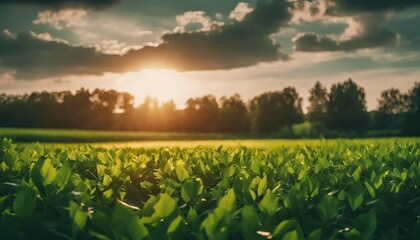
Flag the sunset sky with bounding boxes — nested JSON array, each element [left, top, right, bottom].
[[1, 0, 419, 110]]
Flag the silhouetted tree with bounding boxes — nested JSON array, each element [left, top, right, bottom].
[[307, 81, 328, 124], [326, 79, 369, 133], [185, 95, 219, 132], [218, 94, 250, 133], [375, 88, 408, 130], [403, 82, 420, 135], [250, 87, 303, 133]]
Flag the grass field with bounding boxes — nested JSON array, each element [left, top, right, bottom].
[[1, 137, 419, 239], [0, 128, 261, 143]]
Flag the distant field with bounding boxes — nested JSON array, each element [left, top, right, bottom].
[[0, 127, 412, 146], [34, 138, 419, 150], [0, 127, 255, 143]]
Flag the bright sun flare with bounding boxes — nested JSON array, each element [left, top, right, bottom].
[[114, 69, 195, 108]]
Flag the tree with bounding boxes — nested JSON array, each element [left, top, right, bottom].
[[250, 87, 303, 133], [61, 88, 92, 129], [403, 82, 420, 135], [326, 79, 369, 133], [218, 94, 250, 133], [375, 88, 408, 130], [185, 95, 219, 132], [307, 81, 328, 124]]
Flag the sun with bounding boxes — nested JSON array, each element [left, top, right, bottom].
[[114, 68, 195, 108]]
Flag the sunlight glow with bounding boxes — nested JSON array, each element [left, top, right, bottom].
[[114, 69, 195, 108]]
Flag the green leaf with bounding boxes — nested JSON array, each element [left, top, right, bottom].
[[186, 207, 198, 226], [40, 158, 57, 185], [307, 229, 322, 240], [13, 185, 36, 218], [153, 193, 177, 219], [240, 206, 260, 240], [181, 178, 204, 202], [283, 230, 299, 240], [69, 201, 88, 231], [364, 181, 376, 198], [103, 189, 113, 199], [316, 195, 340, 223], [31, 157, 57, 194], [257, 175, 267, 196], [272, 220, 303, 239], [258, 189, 278, 216], [127, 219, 148, 240], [348, 184, 364, 211], [373, 175, 383, 189], [354, 210, 377, 240], [102, 174, 112, 187], [217, 189, 236, 214], [167, 215, 183, 235], [55, 162, 72, 192], [175, 166, 189, 182]]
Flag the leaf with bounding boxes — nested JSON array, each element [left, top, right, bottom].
[[307, 229, 322, 240], [272, 220, 303, 239], [69, 201, 88, 231], [316, 195, 340, 223], [258, 189, 278, 216], [153, 193, 177, 219], [127, 219, 148, 240], [354, 210, 377, 240], [13, 185, 36, 218], [348, 184, 364, 211], [31, 157, 57, 194], [351, 166, 362, 181], [167, 215, 183, 235], [40, 158, 57, 185], [257, 175, 267, 197], [364, 181, 376, 198], [217, 189, 236, 214], [283, 230, 299, 240], [96, 164, 106, 177], [55, 162, 72, 192], [102, 174, 112, 187], [175, 166, 189, 182], [103, 189, 113, 199], [186, 207, 198, 226], [181, 178, 204, 202], [373, 175, 383, 189], [240, 206, 260, 240]]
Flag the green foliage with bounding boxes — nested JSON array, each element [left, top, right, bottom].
[[0, 138, 419, 239], [181, 178, 204, 202], [13, 184, 37, 218]]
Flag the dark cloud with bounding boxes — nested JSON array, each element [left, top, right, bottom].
[[325, 0, 420, 15], [0, 0, 293, 79], [122, 0, 292, 71], [293, 0, 420, 52], [294, 14, 398, 52], [0, 0, 120, 9], [0, 31, 117, 79]]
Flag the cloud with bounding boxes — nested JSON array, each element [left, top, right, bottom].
[[324, 0, 420, 15], [229, 2, 254, 22], [291, 0, 420, 52], [33, 9, 87, 30], [0, 0, 121, 9], [94, 40, 142, 55], [0, 0, 293, 80], [174, 11, 223, 33], [105, 0, 293, 71], [294, 13, 399, 52], [0, 30, 117, 79]]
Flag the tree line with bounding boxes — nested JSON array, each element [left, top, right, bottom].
[[0, 79, 419, 136]]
